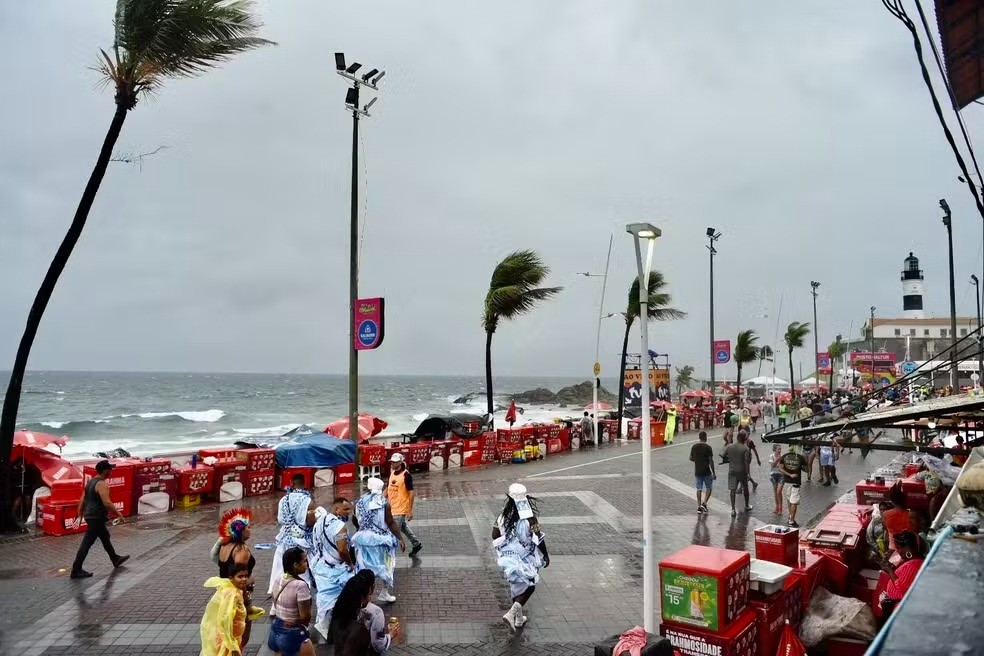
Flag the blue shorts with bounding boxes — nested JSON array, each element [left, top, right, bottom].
[[267, 618, 310, 656], [820, 449, 835, 467], [695, 474, 714, 491]]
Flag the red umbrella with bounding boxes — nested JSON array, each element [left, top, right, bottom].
[[14, 430, 67, 450], [504, 400, 518, 425], [584, 401, 613, 411], [681, 390, 703, 398], [325, 413, 388, 443]]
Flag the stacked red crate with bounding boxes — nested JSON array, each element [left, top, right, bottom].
[[199, 447, 238, 460], [236, 448, 276, 471], [406, 443, 431, 467], [445, 440, 462, 468], [480, 432, 498, 463], [359, 445, 387, 467], [176, 463, 214, 495], [131, 459, 177, 515], [83, 459, 135, 517], [235, 448, 276, 497], [496, 429, 522, 463], [568, 423, 583, 449], [753, 525, 799, 568], [462, 435, 485, 467], [244, 469, 276, 497], [748, 590, 787, 656], [209, 459, 247, 502], [901, 476, 933, 511], [599, 418, 618, 443], [556, 426, 571, 451], [661, 611, 757, 656], [277, 467, 314, 491], [333, 462, 355, 484]]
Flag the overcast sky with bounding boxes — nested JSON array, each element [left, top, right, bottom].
[[3, 1, 984, 380]]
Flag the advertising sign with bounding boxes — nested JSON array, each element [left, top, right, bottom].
[[816, 352, 832, 376], [353, 297, 385, 351], [849, 352, 896, 367], [623, 368, 671, 406], [661, 566, 720, 631], [712, 339, 731, 364]]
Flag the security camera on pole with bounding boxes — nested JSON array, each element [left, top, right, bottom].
[[626, 222, 661, 632], [335, 53, 385, 469]]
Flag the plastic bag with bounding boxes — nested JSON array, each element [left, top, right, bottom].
[[799, 588, 877, 648]]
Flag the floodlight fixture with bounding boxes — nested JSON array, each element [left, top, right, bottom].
[[372, 71, 386, 85], [346, 62, 362, 74], [626, 223, 661, 240], [362, 68, 379, 82], [364, 97, 378, 112], [345, 87, 359, 107], [335, 52, 346, 71], [706, 227, 716, 237], [811, 281, 820, 291]]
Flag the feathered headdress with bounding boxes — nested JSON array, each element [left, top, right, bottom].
[[218, 508, 252, 543]]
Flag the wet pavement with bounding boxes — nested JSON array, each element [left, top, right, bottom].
[[0, 429, 890, 655]]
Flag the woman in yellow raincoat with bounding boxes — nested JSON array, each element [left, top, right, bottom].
[[200, 562, 250, 656]]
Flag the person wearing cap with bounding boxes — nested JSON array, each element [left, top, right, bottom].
[[491, 483, 550, 631], [351, 477, 405, 604], [385, 453, 422, 557], [70, 459, 129, 579]]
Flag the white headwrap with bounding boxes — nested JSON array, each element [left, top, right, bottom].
[[366, 477, 386, 510], [367, 477, 385, 493]]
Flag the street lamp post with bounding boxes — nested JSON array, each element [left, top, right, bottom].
[[942, 199, 959, 389], [972, 275, 983, 375], [578, 234, 614, 448], [626, 222, 661, 632], [869, 306, 876, 389], [707, 228, 721, 398], [810, 282, 820, 387], [336, 53, 384, 466]]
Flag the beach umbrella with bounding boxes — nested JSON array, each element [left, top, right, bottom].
[[14, 430, 67, 450], [504, 400, 518, 426], [325, 413, 388, 442], [584, 401, 613, 411]]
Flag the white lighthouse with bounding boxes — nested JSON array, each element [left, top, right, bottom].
[[901, 252, 925, 319]]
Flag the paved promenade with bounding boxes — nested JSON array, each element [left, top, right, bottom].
[[0, 430, 889, 655]]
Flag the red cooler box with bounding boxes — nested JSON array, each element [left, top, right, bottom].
[[754, 525, 799, 567], [132, 458, 173, 477], [569, 424, 583, 449], [901, 476, 932, 511], [599, 418, 618, 443], [359, 444, 387, 467], [133, 472, 177, 515], [176, 463, 214, 495], [446, 440, 462, 468], [749, 590, 787, 656], [334, 462, 355, 484], [462, 436, 485, 467], [244, 469, 276, 497], [659, 545, 751, 632], [36, 498, 86, 536], [783, 574, 804, 627], [855, 479, 894, 506], [661, 608, 757, 656], [278, 467, 314, 490], [210, 459, 247, 502], [546, 437, 563, 454], [236, 448, 276, 472], [199, 447, 238, 461], [48, 474, 84, 504]]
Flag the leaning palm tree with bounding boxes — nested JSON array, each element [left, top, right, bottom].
[[483, 250, 562, 416], [784, 322, 812, 400], [0, 0, 273, 532], [827, 338, 847, 392], [734, 330, 760, 404], [675, 365, 695, 397], [616, 272, 686, 437]]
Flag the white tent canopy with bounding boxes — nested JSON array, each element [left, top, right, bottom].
[[744, 375, 790, 388], [799, 377, 828, 387]]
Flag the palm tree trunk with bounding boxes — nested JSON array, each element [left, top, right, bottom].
[[788, 351, 796, 402], [616, 320, 632, 439], [485, 329, 494, 420], [736, 364, 742, 406], [0, 105, 129, 532]]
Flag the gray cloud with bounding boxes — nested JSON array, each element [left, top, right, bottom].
[[3, 1, 984, 380]]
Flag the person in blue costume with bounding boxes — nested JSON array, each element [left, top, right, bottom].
[[351, 477, 405, 604], [268, 472, 316, 595], [492, 483, 550, 631], [309, 497, 355, 637]]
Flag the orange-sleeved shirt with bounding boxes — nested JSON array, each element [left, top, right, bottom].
[[387, 470, 414, 515]]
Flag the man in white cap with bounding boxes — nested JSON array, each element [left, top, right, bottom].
[[352, 477, 405, 603], [491, 483, 549, 630], [385, 453, 422, 557]]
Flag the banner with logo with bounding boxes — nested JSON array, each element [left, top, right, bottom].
[[817, 352, 832, 375], [712, 339, 731, 364], [623, 368, 671, 406], [353, 297, 385, 351]]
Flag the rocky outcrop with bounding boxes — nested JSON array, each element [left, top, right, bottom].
[[511, 381, 617, 405]]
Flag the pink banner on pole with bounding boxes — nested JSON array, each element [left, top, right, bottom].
[[353, 297, 385, 351]]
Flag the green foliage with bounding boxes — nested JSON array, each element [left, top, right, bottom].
[[482, 250, 562, 334]]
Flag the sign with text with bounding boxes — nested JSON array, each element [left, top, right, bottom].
[[816, 352, 832, 375], [712, 339, 731, 364], [850, 351, 896, 369], [623, 368, 671, 406], [353, 297, 385, 351]]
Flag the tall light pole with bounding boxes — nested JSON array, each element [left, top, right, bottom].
[[578, 233, 614, 448], [626, 222, 661, 632], [810, 281, 820, 386], [972, 275, 983, 375], [942, 199, 959, 389], [336, 53, 384, 465], [707, 228, 721, 397], [869, 306, 876, 389]]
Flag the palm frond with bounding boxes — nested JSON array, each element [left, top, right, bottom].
[[106, 0, 273, 104], [625, 271, 686, 322], [784, 321, 812, 350], [734, 329, 760, 365], [483, 250, 561, 332]]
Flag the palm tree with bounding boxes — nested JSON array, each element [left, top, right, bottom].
[[675, 365, 695, 397], [784, 322, 812, 399], [734, 330, 760, 404], [757, 345, 774, 377], [0, 0, 273, 531], [483, 250, 562, 416], [827, 337, 847, 392], [616, 272, 686, 437]]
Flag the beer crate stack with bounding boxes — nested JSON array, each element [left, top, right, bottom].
[[599, 418, 618, 443], [278, 466, 314, 490], [658, 545, 757, 656], [749, 525, 802, 656], [131, 458, 177, 515], [201, 449, 247, 502], [175, 462, 214, 508], [235, 447, 276, 497], [356, 444, 386, 481], [496, 428, 523, 463]]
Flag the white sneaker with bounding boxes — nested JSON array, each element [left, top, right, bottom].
[[377, 590, 397, 604], [502, 602, 521, 631], [515, 611, 528, 627]]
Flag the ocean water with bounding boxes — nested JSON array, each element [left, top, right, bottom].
[[5, 371, 589, 458]]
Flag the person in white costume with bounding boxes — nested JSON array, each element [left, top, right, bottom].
[[268, 472, 316, 595], [491, 483, 550, 631]]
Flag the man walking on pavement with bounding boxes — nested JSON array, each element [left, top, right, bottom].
[[724, 432, 753, 517], [778, 446, 807, 528], [689, 431, 715, 513], [580, 411, 594, 445], [70, 460, 129, 578], [386, 453, 423, 557]]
